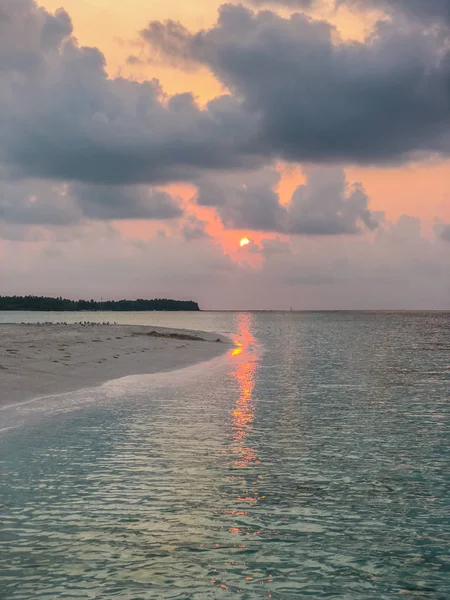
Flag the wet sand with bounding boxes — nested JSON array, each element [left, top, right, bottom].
[[0, 324, 230, 407]]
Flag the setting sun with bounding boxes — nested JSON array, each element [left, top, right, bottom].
[[240, 238, 250, 248]]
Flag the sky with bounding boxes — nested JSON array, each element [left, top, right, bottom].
[[0, 0, 449, 309]]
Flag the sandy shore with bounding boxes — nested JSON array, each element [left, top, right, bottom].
[[0, 324, 231, 408]]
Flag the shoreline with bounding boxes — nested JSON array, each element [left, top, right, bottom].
[[0, 324, 231, 408]]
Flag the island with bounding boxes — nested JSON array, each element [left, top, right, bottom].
[[0, 296, 200, 312]]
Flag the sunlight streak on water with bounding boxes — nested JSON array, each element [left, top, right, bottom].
[[231, 313, 259, 470]]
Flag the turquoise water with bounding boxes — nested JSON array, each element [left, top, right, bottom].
[[1, 312, 450, 599]]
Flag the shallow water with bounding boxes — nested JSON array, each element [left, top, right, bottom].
[[1, 311, 450, 599]]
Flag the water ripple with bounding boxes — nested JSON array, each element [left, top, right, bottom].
[[1, 312, 450, 598]]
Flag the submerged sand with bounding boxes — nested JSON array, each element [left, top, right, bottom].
[[0, 324, 231, 408]]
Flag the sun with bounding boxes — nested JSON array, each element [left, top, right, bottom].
[[240, 237, 250, 248]]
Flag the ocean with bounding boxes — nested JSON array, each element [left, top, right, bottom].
[[1, 311, 450, 598]]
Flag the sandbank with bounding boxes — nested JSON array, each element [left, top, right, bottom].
[[0, 324, 231, 408]]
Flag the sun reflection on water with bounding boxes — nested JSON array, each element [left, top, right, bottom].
[[230, 313, 260, 470]]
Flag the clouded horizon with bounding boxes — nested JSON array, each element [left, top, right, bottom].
[[0, 0, 449, 309]]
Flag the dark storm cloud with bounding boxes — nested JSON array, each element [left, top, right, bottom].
[[143, 4, 450, 165], [70, 184, 183, 220], [0, 181, 79, 226], [3, 0, 450, 194], [196, 168, 380, 235], [340, 0, 450, 25], [0, 178, 183, 226], [3, 70, 258, 185], [0, 0, 260, 186]]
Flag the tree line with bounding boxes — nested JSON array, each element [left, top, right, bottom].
[[0, 296, 200, 312]]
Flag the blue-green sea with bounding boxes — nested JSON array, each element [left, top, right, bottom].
[[1, 311, 450, 599]]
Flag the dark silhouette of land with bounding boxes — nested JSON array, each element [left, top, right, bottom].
[[0, 296, 200, 312]]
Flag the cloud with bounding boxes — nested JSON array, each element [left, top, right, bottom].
[[253, 213, 450, 307], [70, 184, 183, 220], [388, 214, 422, 240], [139, 20, 200, 70], [126, 55, 143, 65], [0, 0, 260, 186], [247, 0, 315, 8], [0, 222, 45, 242], [196, 167, 380, 235], [0, 1, 73, 72], [340, 0, 450, 25], [260, 237, 292, 254], [197, 169, 288, 232], [434, 221, 450, 242], [2, 0, 450, 196], [144, 4, 450, 165], [181, 213, 211, 241], [248, 236, 292, 255], [0, 180, 79, 226], [0, 177, 183, 226], [288, 167, 380, 235]]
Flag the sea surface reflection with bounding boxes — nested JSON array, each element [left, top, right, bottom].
[[1, 311, 450, 599], [231, 313, 259, 470]]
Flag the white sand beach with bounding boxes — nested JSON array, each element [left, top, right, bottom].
[[0, 324, 231, 408]]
